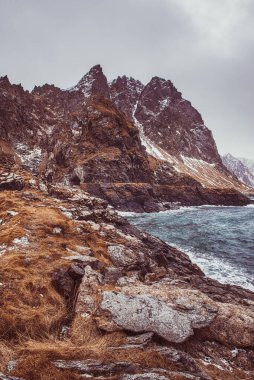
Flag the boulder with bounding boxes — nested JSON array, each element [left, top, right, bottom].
[[206, 302, 254, 347], [97, 288, 217, 343]]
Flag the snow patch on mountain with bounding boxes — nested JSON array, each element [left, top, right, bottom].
[[15, 143, 42, 170]]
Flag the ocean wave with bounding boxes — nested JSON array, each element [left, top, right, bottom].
[[158, 204, 240, 214], [167, 242, 254, 292]]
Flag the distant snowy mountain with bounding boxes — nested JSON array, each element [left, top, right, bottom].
[[222, 153, 254, 187], [239, 157, 254, 177]]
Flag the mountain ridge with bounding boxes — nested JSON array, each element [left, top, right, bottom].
[[0, 66, 251, 211]]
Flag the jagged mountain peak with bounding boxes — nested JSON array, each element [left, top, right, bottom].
[[146, 76, 182, 101], [111, 75, 143, 86], [0, 76, 27, 99], [89, 63, 103, 73], [0, 75, 10, 85], [74, 64, 110, 99], [110, 75, 144, 119], [32, 83, 60, 95], [78, 64, 104, 81]]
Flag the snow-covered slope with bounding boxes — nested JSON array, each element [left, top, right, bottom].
[[222, 153, 254, 188]]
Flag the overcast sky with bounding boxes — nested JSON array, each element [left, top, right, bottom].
[[0, 0, 253, 160]]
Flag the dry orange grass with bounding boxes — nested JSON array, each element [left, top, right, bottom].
[[0, 191, 87, 341], [0, 250, 67, 340], [11, 315, 176, 379], [0, 341, 14, 371], [1, 188, 237, 380], [12, 353, 82, 380]]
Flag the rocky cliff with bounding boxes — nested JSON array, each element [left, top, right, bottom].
[[0, 171, 254, 380], [0, 66, 251, 211]]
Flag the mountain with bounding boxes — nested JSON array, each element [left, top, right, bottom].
[[110, 74, 250, 191], [222, 153, 254, 188], [0, 66, 251, 211], [239, 157, 254, 179]]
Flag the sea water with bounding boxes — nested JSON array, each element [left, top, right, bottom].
[[124, 204, 254, 291]]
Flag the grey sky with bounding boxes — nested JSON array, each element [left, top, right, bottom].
[[0, 0, 253, 160]]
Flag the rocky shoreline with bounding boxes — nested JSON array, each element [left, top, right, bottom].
[[0, 171, 254, 380]]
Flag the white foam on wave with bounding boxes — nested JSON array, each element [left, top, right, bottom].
[[168, 242, 254, 292], [120, 204, 244, 218], [158, 204, 239, 215], [117, 211, 140, 217], [159, 206, 198, 213], [245, 204, 254, 208]]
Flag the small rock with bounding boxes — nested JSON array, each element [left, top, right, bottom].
[[7, 210, 18, 216], [104, 267, 124, 283], [53, 359, 137, 376], [127, 332, 154, 346], [108, 245, 145, 268], [53, 227, 62, 234], [68, 263, 85, 280], [0, 373, 23, 380], [121, 374, 169, 380]]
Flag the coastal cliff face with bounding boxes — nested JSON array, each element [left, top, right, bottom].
[[0, 66, 251, 212], [0, 172, 254, 380]]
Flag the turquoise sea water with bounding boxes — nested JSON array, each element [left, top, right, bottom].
[[124, 204, 254, 291]]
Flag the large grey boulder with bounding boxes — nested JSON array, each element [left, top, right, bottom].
[[99, 289, 217, 343]]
